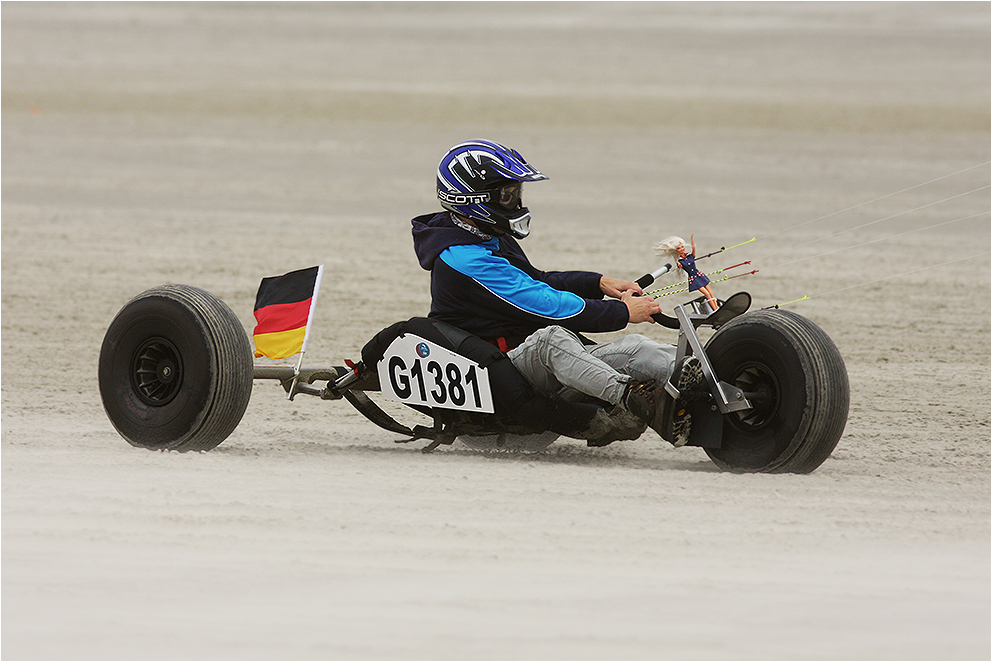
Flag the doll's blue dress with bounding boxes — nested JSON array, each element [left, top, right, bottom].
[[678, 254, 710, 291]]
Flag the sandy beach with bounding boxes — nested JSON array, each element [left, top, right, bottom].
[[2, 3, 989, 659]]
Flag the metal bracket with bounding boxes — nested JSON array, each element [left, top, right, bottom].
[[672, 304, 752, 415], [253, 365, 344, 399]]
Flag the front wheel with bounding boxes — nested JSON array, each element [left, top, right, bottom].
[[702, 309, 849, 473], [98, 284, 253, 452]]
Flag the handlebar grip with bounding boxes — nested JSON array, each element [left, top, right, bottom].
[[635, 263, 673, 290]]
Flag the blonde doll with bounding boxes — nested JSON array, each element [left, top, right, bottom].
[[655, 234, 718, 311]]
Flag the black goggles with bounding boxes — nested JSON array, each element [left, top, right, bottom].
[[495, 182, 522, 209]]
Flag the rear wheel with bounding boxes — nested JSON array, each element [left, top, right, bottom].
[[702, 309, 849, 473], [98, 285, 253, 452]]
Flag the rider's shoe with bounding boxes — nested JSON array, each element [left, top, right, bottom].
[[621, 379, 664, 426], [663, 356, 705, 447], [584, 405, 647, 447], [586, 364, 706, 447], [582, 379, 659, 446]]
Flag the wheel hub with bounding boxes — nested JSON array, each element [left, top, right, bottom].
[[131, 337, 183, 406], [730, 361, 779, 430]]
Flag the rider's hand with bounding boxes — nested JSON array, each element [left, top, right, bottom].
[[622, 290, 661, 324], [600, 276, 642, 299]]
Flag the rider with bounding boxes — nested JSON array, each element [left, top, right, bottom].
[[411, 139, 702, 446]]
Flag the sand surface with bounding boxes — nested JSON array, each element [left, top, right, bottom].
[[2, 3, 989, 659]]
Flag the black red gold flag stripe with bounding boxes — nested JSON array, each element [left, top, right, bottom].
[[252, 265, 323, 359]]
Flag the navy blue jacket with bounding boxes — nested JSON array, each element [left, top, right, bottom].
[[411, 212, 629, 347]]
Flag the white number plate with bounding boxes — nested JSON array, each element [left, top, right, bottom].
[[377, 334, 494, 413]]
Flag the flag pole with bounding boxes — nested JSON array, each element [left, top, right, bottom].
[[287, 354, 305, 400], [286, 265, 324, 400]]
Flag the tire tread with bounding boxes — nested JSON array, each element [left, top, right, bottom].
[[100, 284, 252, 452], [703, 309, 849, 474]]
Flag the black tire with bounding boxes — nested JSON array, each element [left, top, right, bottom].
[[702, 309, 849, 473], [98, 285, 253, 452]]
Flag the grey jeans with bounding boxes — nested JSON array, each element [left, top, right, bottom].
[[506, 326, 678, 406]]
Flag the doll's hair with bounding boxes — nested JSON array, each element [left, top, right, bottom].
[[654, 236, 686, 259]]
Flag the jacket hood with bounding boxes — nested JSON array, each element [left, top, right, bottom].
[[411, 211, 488, 270]]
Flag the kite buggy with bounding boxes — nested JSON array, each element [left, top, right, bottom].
[[97, 254, 850, 474]]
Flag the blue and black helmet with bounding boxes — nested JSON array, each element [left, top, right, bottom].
[[436, 140, 548, 239]]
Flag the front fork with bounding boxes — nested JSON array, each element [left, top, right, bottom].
[[669, 302, 752, 415], [665, 298, 752, 449]]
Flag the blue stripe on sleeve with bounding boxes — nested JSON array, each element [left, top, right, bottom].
[[439, 242, 587, 320]]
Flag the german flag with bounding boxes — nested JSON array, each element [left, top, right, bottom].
[[252, 265, 323, 359]]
